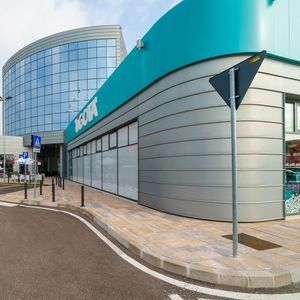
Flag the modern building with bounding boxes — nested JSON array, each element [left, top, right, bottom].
[[2, 25, 127, 175], [64, 0, 300, 222]]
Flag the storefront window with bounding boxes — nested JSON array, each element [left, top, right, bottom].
[[285, 140, 300, 215], [285, 102, 294, 132]]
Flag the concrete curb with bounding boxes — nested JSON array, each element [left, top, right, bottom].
[[2, 198, 299, 289]]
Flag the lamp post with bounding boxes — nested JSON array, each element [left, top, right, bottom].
[[0, 96, 12, 183]]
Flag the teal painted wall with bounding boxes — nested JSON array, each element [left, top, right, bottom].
[[66, 0, 300, 142]]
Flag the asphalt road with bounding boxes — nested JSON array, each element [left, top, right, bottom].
[[0, 205, 213, 300]]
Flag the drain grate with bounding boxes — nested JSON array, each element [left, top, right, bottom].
[[222, 233, 282, 251]]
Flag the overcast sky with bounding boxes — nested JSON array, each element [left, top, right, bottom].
[[0, 0, 181, 133]]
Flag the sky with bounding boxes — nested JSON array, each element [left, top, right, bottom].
[[0, 0, 182, 133]]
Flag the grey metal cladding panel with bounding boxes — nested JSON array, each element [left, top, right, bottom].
[[140, 182, 283, 203], [139, 112, 283, 138], [138, 89, 283, 127], [139, 122, 283, 148], [140, 170, 283, 186], [3, 25, 122, 73], [139, 193, 284, 222], [243, 89, 283, 107], [138, 77, 215, 113], [68, 98, 139, 150], [140, 155, 284, 171], [139, 138, 283, 159]]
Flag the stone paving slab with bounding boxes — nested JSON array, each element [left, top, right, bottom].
[[1, 178, 300, 289]]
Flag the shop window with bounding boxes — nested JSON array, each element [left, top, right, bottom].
[[118, 126, 128, 147], [96, 138, 102, 152], [110, 132, 117, 149], [286, 140, 300, 215], [102, 135, 109, 151], [285, 102, 294, 132]]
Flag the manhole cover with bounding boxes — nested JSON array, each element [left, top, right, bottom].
[[222, 233, 282, 251]]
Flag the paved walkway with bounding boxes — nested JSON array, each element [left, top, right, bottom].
[[1, 178, 300, 289]]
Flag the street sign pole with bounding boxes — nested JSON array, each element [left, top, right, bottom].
[[34, 152, 37, 199], [229, 67, 238, 258]]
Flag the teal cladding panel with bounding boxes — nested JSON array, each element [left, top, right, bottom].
[[66, 0, 300, 142]]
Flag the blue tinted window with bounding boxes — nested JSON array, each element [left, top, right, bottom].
[[52, 46, 60, 54], [107, 68, 115, 77], [45, 95, 52, 105], [97, 47, 106, 57], [52, 54, 60, 64], [69, 60, 78, 71], [107, 39, 116, 47], [60, 72, 69, 82], [52, 74, 60, 84], [107, 47, 116, 57], [88, 48, 97, 58], [107, 57, 116, 68], [97, 39, 106, 47], [60, 44, 68, 52], [53, 83, 60, 93], [98, 68, 106, 78], [78, 49, 87, 59], [88, 58, 96, 68], [69, 81, 78, 91], [53, 104, 60, 113], [69, 71, 78, 81], [78, 59, 87, 69], [61, 103, 69, 113], [61, 52, 69, 62], [45, 114, 52, 124], [53, 113, 60, 123], [78, 41, 88, 49], [52, 64, 60, 74], [88, 40, 97, 47], [45, 85, 52, 95], [88, 69, 97, 78], [78, 80, 87, 90], [45, 66, 52, 76], [38, 58, 45, 68], [45, 75, 52, 85], [88, 79, 97, 89], [61, 62, 68, 72], [45, 56, 52, 66], [69, 42, 78, 50], [78, 69, 87, 80], [61, 92, 69, 102], [69, 50, 78, 60], [45, 48, 52, 56], [61, 82, 69, 92], [45, 124, 52, 131]]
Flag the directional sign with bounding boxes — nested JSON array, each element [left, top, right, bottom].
[[23, 152, 29, 159], [209, 50, 266, 109]]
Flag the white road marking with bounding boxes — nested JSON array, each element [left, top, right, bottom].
[[0, 201, 18, 207], [168, 294, 184, 300], [19, 205, 300, 300]]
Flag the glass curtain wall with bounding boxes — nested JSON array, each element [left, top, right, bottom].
[[2, 39, 117, 135], [69, 121, 138, 201]]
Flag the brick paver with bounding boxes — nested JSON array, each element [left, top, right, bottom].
[[1, 178, 300, 289]]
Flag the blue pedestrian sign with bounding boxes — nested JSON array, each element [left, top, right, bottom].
[[32, 135, 42, 153], [23, 152, 29, 159]]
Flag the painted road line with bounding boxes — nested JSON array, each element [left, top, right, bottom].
[[169, 294, 184, 300], [0, 201, 18, 207], [19, 205, 300, 300]]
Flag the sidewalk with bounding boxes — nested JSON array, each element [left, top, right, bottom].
[[1, 178, 300, 289]]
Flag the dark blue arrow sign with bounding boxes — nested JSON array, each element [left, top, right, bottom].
[[209, 50, 267, 109]]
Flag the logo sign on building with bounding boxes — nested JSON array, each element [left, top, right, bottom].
[[23, 152, 29, 159], [32, 135, 42, 153], [75, 97, 99, 133], [209, 50, 266, 109]]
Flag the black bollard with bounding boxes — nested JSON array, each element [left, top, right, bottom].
[[52, 179, 55, 202], [62, 178, 65, 190], [18, 175, 20, 184], [80, 185, 85, 207], [59, 177, 61, 188], [39, 180, 43, 195], [56, 176, 58, 185], [8, 175, 10, 183], [24, 182, 27, 199]]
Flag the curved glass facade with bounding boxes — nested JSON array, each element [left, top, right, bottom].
[[2, 39, 117, 135]]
